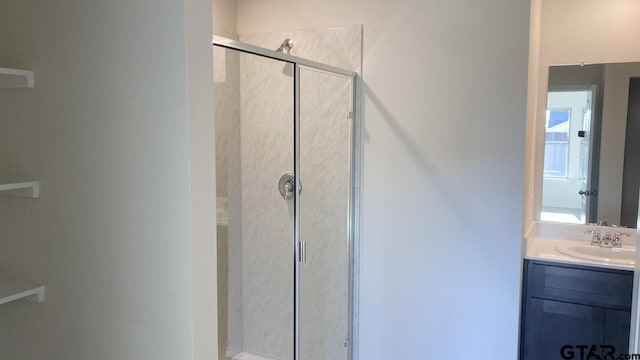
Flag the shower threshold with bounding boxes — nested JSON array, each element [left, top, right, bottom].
[[231, 351, 278, 360]]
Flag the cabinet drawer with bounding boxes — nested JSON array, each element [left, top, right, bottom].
[[526, 261, 633, 310]]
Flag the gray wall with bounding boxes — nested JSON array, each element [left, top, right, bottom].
[[548, 64, 604, 89], [236, 0, 530, 358], [621, 78, 640, 227], [599, 63, 640, 226], [0, 0, 215, 359]]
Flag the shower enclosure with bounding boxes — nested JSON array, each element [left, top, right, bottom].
[[213, 34, 359, 360]]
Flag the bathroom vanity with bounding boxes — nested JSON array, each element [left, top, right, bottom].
[[520, 222, 635, 359], [520, 260, 632, 359], [521, 25, 640, 360]]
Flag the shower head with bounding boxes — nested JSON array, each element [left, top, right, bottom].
[[276, 39, 293, 53]]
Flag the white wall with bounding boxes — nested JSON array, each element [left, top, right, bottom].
[[213, 0, 237, 37], [235, 0, 530, 358], [0, 0, 216, 359], [525, 0, 640, 228]]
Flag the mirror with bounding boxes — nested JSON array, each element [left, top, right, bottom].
[[540, 62, 640, 228]]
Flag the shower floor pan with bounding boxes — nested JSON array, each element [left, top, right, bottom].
[[231, 351, 279, 360]]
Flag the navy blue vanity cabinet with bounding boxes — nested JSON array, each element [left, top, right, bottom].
[[520, 260, 633, 360]]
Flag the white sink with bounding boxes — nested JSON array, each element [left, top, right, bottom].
[[556, 241, 636, 265]]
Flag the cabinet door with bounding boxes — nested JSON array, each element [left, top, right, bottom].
[[523, 298, 605, 360], [604, 309, 631, 356], [526, 261, 633, 309]]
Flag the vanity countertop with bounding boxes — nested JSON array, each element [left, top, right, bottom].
[[525, 236, 634, 271], [524, 221, 636, 271]]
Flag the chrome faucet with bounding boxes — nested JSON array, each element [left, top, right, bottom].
[[600, 234, 614, 248], [586, 229, 601, 245], [613, 232, 629, 248], [585, 229, 628, 248]]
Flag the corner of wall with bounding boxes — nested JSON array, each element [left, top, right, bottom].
[[523, 0, 543, 236], [186, 0, 218, 359]]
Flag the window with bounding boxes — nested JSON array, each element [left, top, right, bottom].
[[544, 108, 570, 178]]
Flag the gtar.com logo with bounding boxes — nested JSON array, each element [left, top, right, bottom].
[[560, 345, 615, 359], [560, 345, 640, 360]]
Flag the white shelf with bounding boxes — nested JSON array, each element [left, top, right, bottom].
[[0, 180, 39, 198], [0, 278, 45, 305], [0, 67, 34, 88]]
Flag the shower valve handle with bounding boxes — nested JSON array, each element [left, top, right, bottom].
[[284, 181, 295, 199], [278, 172, 301, 200]]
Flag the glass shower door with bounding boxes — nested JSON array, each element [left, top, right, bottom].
[[298, 66, 354, 360], [214, 36, 357, 360], [214, 45, 295, 360]]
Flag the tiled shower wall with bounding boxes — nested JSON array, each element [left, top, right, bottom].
[[215, 25, 362, 360], [298, 67, 353, 360], [237, 47, 295, 360]]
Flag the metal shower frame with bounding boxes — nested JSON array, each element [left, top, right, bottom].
[[212, 35, 361, 360]]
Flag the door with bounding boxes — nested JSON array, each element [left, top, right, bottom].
[[604, 309, 632, 357], [298, 65, 354, 360], [523, 298, 605, 360], [214, 46, 295, 360], [214, 38, 357, 360], [579, 87, 598, 223], [542, 88, 597, 224]]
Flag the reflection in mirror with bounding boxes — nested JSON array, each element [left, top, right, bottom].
[[541, 63, 640, 228], [542, 89, 594, 224]]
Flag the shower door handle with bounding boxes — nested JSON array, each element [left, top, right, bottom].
[[298, 241, 307, 263]]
